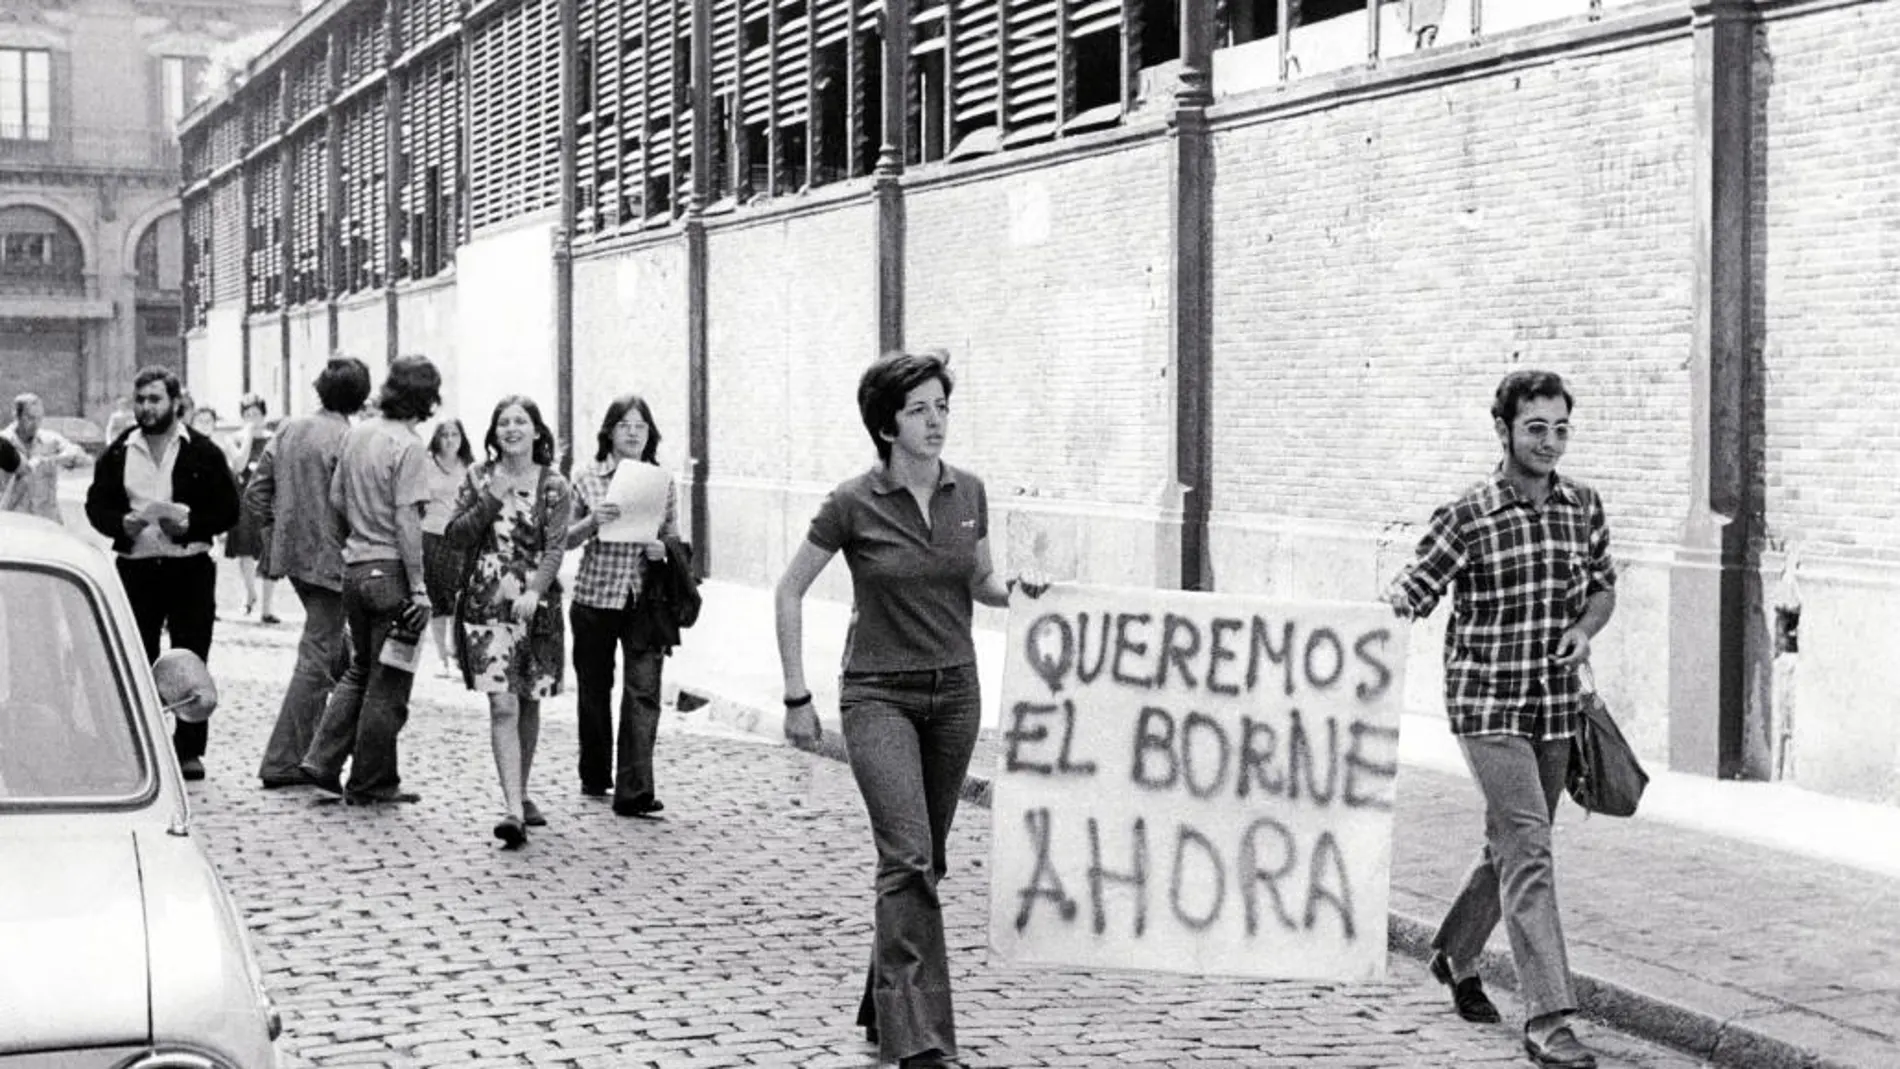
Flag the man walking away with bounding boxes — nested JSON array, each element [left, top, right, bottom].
[[2, 392, 89, 521], [85, 366, 239, 781], [250, 356, 373, 788], [1383, 369, 1616, 1069], [299, 355, 441, 806]]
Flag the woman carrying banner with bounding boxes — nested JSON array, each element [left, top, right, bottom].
[[775, 349, 1036, 1069]]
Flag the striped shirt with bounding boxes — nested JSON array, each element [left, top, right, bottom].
[[1385, 472, 1616, 741], [568, 457, 679, 611]]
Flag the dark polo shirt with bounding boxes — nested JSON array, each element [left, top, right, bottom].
[[808, 461, 990, 674]]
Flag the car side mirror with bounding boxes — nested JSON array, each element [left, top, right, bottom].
[[152, 650, 218, 724]]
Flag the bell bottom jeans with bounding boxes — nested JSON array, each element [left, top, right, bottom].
[[301, 561, 416, 797], [840, 663, 982, 1064], [1433, 732, 1578, 1023], [569, 600, 665, 806], [258, 579, 347, 783]]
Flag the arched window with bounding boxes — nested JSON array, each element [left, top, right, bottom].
[[0, 205, 84, 295], [135, 211, 183, 293]]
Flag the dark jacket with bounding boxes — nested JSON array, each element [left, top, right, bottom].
[[627, 535, 700, 653], [85, 427, 240, 554]]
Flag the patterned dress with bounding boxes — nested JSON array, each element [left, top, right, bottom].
[[448, 465, 573, 697]]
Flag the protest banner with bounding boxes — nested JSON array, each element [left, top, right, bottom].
[[988, 583, 1405, 982]]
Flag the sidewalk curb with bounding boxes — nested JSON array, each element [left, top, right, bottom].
[[681, 682, 1850, 1069]]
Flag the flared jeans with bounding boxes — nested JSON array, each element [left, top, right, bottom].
[[840, 663, 982, 1064]]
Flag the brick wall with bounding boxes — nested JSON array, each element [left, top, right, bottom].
[[285, 307, 328, 417], [1756, 0, 1900, 802], [1758, 1, 1900, 559], [453, 219, 558, 439], [705, 201, 879, 585], [906, 139, 1176, 511], [397, 281, 461, 420], [1209, 34, 1696, 554], [335, 295, 390, 391], [572, 240, 691, 475], [245, 315, 283, 417]]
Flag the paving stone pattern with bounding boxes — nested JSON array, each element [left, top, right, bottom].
[[191, 626, 1702, 1068]]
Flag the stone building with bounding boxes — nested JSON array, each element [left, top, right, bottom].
[[0, 0, 294, 426], [180, 0, 1900, 807]]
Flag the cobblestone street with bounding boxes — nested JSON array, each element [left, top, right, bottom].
[[193, 621, 1701, 1069]]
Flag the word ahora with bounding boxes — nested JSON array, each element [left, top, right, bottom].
[[1011, 809, 1359, 942]]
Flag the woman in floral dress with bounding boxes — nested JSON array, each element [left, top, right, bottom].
[[444, 395, 572, 849]]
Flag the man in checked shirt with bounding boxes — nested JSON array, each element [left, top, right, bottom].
[[1385, 369, 1615, 1069]]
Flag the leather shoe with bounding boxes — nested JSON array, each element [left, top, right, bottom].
[[1524, 1025, 1597, 1069], [178, 757, 206, 781], [523, 799, 547, 827], [612, 796, 664, 818], [899, 1051, 961, 1069], [299, 763, 344, 796], [580, 783, 610, 798], [1429, 950, 1501, 1023], [493, 816, 527, 849], [345, 789, 421, 805]]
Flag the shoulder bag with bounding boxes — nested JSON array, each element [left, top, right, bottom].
[[1565, 663, 1649, 817]]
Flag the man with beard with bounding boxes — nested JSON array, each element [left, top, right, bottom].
[[86, 365, 240, 780], [248, 355, 373, 789]]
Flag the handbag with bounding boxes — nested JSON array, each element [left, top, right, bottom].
[[1565, 664, 1649, 817]]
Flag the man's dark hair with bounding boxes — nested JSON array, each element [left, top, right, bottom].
[[375, 354, 442, 422], [315, 355, 373, 415], [1491, 369, 1575, 425], [429, 418, 474, 466], [239, 392, 268, 418], [594, 393, 661, 464], [858, 349, 955, 462], [133, 365, 182, 400], [482, 395, 558, 467]]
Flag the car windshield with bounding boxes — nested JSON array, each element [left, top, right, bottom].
[[0, 566, 147, 803]]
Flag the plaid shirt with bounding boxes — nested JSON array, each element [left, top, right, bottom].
[[569, 458, 679, 611], [1385, 472, 1616, 741]]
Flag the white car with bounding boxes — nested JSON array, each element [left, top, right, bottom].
[[0, 515, 281, 1068]]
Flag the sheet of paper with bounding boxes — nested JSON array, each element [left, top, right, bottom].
[[595, 462, 669, 544], [139, 500, 191, 525]]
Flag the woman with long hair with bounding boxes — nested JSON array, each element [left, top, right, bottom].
[[224, 393, 279, 623], [420, 418, 475, 675], [564, 394, 679, 816], [444, 395, 572, 848], [775, 350, 1026, 1069]]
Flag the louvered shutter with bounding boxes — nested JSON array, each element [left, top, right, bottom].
[[338, 90, 387, 290], [469, 0, 561, 230], [709, 0, 739, 201], [951, 0, 1000, 137], [288, 45, 328, 123], [289, 127, 325, 302], [1003, 0, 1060, 141], [246, 153, 283, 311], [184, 194, 213, 326], [777, 0, 810, 127], [210, 175, 244, 305], [618, 0, 648, 220], [740, 0, 770, 128]]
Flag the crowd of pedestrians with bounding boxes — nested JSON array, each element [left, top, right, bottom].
[[2, 352, 1615, 1069]]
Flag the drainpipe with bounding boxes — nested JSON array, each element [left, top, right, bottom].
[[554, 0, 578, 459], [1171, 0, 1214, 591]]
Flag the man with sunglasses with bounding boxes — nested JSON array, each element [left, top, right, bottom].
[[1384, 369, 1617, 1069]]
